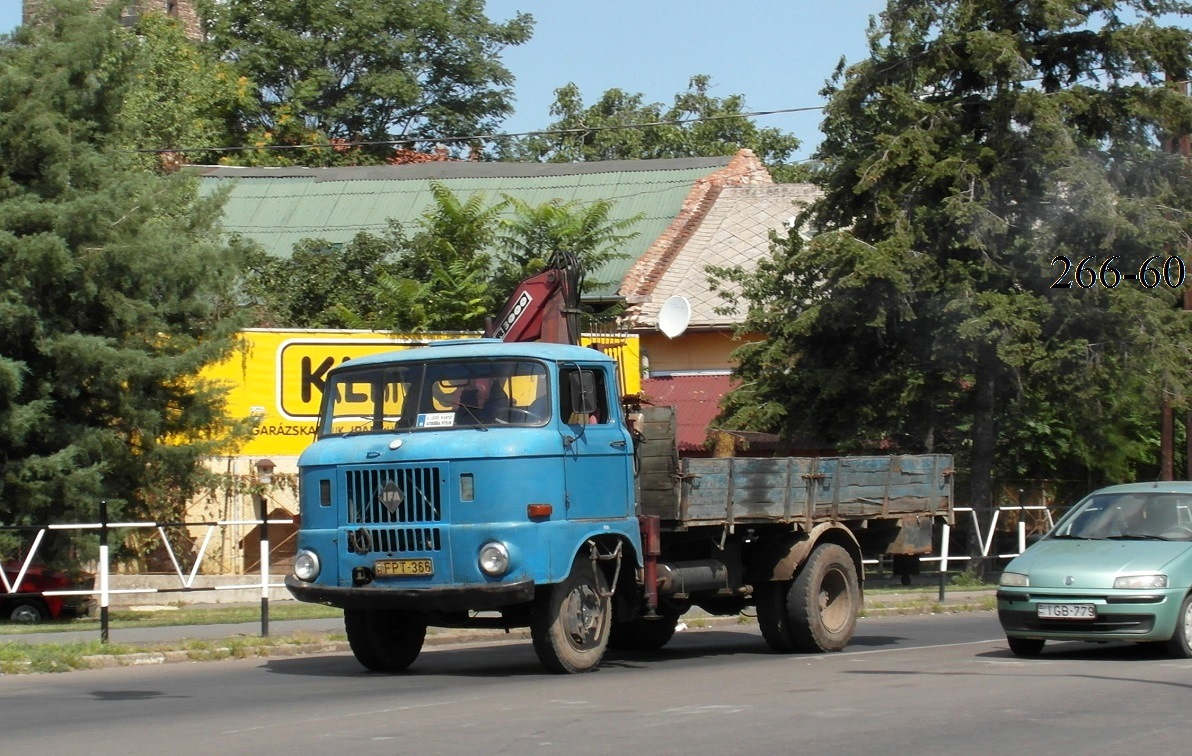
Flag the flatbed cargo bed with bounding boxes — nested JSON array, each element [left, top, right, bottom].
[[637, 407, 953, 529]]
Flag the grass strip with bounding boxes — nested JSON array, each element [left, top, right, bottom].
[[0, 602, 342, 635]]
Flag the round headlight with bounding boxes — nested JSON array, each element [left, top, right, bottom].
[[294, 549, 321, 582], [478, 542, 510, 577]]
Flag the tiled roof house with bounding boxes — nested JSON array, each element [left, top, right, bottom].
[[618, 154, 821, 454]]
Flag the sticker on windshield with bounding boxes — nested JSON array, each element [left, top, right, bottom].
[[416, 412, 456, 428]]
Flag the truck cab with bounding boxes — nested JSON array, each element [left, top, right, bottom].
[[286, 338, 642, 673]]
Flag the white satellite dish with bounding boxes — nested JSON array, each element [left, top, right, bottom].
[[657, 296, 691, 339]]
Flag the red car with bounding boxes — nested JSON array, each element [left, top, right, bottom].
[[2, 565, 95, 623]]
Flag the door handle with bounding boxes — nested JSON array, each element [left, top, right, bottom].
[[610, 440, 626, 449]]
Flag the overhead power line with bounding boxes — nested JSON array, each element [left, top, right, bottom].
[[131, 105, 826, 155]]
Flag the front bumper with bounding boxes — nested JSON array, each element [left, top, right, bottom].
[[997, 587, 1182, 642], [285, 574, 536, 612]]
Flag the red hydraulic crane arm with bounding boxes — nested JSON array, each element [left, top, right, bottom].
[[484, 253, 583, 345]]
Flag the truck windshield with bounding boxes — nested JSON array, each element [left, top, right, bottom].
[[317, 358, 550, 437]]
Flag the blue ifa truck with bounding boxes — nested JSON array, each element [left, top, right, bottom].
[[284, 336, 954, 674]]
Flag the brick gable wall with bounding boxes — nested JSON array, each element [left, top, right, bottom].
[[618, 148, 773, 302], [23, 0, 202, 39]]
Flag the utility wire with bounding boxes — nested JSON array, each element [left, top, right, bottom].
[[131, 105, 826, 155]]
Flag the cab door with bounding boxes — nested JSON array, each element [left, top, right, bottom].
[[558, 365, 634, 521]]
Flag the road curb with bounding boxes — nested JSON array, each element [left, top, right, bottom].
[[3, 591, 997, 673]]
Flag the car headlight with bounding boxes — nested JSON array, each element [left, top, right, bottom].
[[478, 542, 510, 577], [1000, 571, 1029, 587], [294, 549, 321, 582], [1113, 574, 1167, 590]]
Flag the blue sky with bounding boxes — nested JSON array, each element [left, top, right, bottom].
[[482, 1, 887, 160]]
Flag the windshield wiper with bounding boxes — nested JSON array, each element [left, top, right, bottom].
[[456, 403, 489, 431], [1105, 534, 1169, 541]]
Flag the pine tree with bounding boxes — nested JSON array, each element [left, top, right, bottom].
[[713, 1, 1192, 568], [0, 2, 247, 562]]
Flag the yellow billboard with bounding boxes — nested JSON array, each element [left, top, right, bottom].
[[205, 329, 642, 456]]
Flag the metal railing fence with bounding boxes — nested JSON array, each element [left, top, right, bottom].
[[2, 500, 293, 642]]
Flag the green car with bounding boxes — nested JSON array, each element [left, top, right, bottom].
[[998, 481, 1192, 658]]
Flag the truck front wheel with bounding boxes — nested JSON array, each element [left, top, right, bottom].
[[344, 609, 427, 672], [531, 556, 611, 673], [757, 543, 860, 653]]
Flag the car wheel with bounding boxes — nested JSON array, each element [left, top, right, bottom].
[[7, 599, 50, 624], [1007, 636, 1045, 656], [1165, 593, 1192, 659]]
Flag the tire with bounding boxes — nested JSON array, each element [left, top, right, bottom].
[[343, 609, 427, 672], [1007, 636, 1046, 657], [756, 580, 799, 653], [6, 599, 49, 624], [1165, 593, 1192, 659], [531, 556, 611, 673], [608, 612, 679, 651], [757, 543, 862, 654]]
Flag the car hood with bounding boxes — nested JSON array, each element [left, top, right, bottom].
[[1006, 539, 1192, 590]]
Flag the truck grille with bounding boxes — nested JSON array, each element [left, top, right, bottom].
[[345, 466, 443, 525], [348, 526, 443, 554]]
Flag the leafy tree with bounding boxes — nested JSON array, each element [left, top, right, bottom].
[[241, 231, 403, 328], [242, 183, 501, 331], [111, 10, 248, 169], [201, 0, 534, 166], [387, 183, 503, 330], [711, 0, 1192, 566], [0, 2, 248, 563], [502, 76, 804, 179], [244, 183, 643, 332], [495, 196, 644, 298]]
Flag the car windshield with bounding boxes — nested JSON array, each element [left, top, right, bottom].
[[317, 358, 550, 437], [1052, 492, 1192, 541]]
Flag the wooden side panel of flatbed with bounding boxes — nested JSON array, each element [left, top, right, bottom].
[[633, 406, 953, 527], [679, 454, 953, 526]]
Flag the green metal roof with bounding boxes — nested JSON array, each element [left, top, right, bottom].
[[197, 157, 733, 299]]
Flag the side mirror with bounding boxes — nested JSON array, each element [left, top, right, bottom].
[[568, 371, 598, 416]]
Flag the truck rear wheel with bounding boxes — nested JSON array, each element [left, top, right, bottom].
[[756, 581, 799, 653], [757, 543, 860, 653], [531, 556, 611, 673], [790, 543, 860, 651], [344, 609, 427, 672]]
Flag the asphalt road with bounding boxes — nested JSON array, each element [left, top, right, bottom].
[[2, 610, 1189, 755]]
